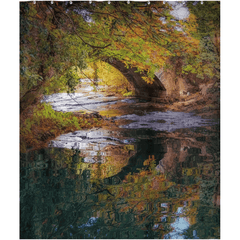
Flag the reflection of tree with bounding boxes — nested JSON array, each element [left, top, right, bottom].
[[186, 205, 220, 239], [105, 138, 166, 181], [20, 125, 220, 238], [183, 162, 220, 239], [20, 192, 35, 238], [21, 147, 170, 238]]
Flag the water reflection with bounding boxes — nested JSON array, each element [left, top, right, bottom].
[[116, 111, 218, 132], [42, 89, 122, 112], [165, 216, 190, 239], [20, 125, 219, 239]]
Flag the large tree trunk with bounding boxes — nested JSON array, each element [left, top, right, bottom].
[[20, 85, 44, 114], [20, 30, 56, 114]]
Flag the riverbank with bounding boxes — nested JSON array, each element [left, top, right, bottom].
[[99, 91, 220, 121], [97, 78, 220, 120], [20, 102, 114, 153], [20, 81, 219, 153], [160, 91, 220, 120]]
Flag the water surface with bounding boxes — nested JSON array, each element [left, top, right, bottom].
[[21, 80, 220, 239]]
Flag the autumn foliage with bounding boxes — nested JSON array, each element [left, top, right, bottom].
[[20, 1, 209, 112], [20, 103, 104, 152], [20, 1, 220, 149]]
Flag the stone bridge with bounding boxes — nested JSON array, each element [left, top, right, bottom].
[[107, 58, 166, 100], [106, 58, 191, 100]]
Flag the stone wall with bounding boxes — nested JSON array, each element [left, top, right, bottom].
[[106, 58, 166, 99], [105, 58, 204, 100], [155, 69, 190, 97]]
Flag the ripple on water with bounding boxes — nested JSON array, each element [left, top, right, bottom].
[[50, 129, 136, 163], [42, 92, 121, 112], [115, 111, 218, 132]]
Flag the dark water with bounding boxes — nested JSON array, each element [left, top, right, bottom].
[[21, 83, 220, 239]]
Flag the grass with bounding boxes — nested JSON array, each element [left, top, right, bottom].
[[20, 103, 104, 152]]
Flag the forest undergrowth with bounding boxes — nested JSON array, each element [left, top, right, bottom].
[[20, 103, 107, 153]]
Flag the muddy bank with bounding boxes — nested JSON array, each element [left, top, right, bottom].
[[164, 91, 220, 119], [99, 92, 220, 122], [96, 78, 220, 120]]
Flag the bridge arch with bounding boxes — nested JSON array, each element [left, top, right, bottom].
[[105, 58, 167, 100]]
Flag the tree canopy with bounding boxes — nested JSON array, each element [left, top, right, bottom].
[[20, 1, 220, 112]]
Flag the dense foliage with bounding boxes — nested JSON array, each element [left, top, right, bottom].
[[77, 61, 133, 95], [20, 1, 219, 112], [185, 1, 220, 79]]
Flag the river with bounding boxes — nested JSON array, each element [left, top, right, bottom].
[[20, 79, 220, 239]]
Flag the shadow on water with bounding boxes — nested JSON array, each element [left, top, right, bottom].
[[20, 124, 220, 239]]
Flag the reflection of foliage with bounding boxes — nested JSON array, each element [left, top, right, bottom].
[[200, 179, 216, 205], [20, 125, 220, 239], [186, 205, 220, 239]]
